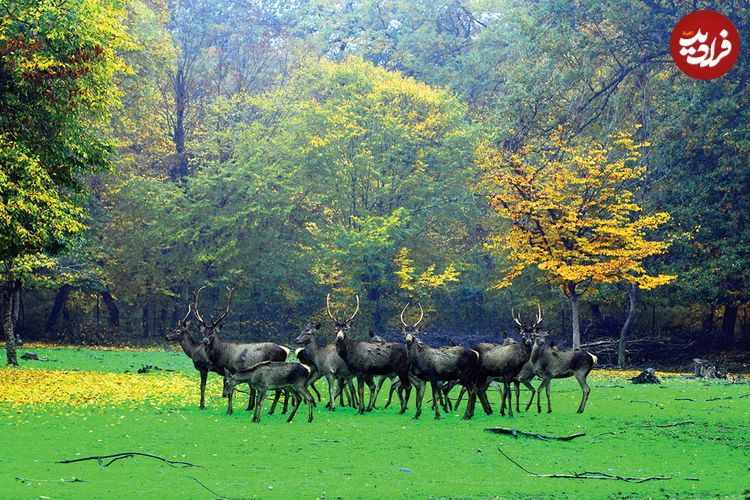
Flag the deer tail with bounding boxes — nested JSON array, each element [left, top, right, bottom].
[[590, 352, 598, 366]]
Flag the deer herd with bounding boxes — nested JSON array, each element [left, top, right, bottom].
[[165, 287, 598, 423]]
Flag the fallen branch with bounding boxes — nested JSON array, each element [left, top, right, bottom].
[[630, 400, 664, 409], [57, 452, 205, 469], [186, 476, 227, 499], [674, 398, 694, 401], [485, 427, 585, 441], [498, 448, 671, 483], [739, 393, 750, 399], [16, 477, 85, 484], [706, 396, 732, 402], [650, 421, 695, 428]]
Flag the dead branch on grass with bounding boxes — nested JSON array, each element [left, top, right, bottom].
[[57, 452, 205, 469], [485, 427, 586, 441], [497, 448, 671, 483]]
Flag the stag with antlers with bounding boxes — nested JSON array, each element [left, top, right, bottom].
[[463, 305, 540, 419], [165, 302, 216, 409], [329, 294, 412, 415], [401, 303, 480, 419], [194, 286, 290, 415]]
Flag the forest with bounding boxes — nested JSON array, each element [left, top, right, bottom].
[[2, 0, 749, 366]]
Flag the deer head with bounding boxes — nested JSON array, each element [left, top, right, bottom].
[[400, 302, 425, 345], [327, 293, 359, 340], [165, 302, 194, 341], [223, 368, 238, 397], [194, 286, 234, 343], [295, 322, 321, 345], [511, 303, 544, 346]]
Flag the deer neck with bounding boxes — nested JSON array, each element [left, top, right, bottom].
[[179, 332, 200, 357], [530, 341, 544, 365]]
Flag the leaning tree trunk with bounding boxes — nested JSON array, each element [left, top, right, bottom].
[[46, 284, 73, 334], [618, 284, 637, 368], [568, 283, 581, 349], [2, 268, 20, 366]]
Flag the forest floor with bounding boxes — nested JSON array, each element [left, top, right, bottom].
[[1, 344, 749, 499]]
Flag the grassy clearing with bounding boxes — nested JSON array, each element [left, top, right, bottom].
[[1, 345, 749, 499]]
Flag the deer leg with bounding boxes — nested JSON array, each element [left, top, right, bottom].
[[348, 379, 359, 407], [455, 386, 466, 408], [370, 375, 388, 409], [199, 370, 207, 409], [356, 376, 366, 414], [412, 378, 425, 419], [309, 379, 322, 402], [535, 379, 546, 414], [576, 373, 591, 413], [499, 382, 507, 416], [442, 382, 454, 411], [462, 387, 476, 420], [269, 389, 282, 415], [514, 381, 520, 413], [545, 379, 552, 413], [504, 381, 514, 417], [225, 380, 234, 415], [523, 380, 536, 412], [431, 381, 442, 420], [253, 389, 266, 423], [300, 385, 315, 422], [287, 389, 302, 422], [326, 373, 337, 411], [365, 376, 377, 412], [384, 379, 399, 409], [246, 386, 255, 411]]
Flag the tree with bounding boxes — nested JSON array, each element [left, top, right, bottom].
[[0, 0, 130, 363], [479, 128, 674, 348]]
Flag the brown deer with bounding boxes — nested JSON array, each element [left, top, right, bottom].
[[294, 322, 358, 411], [223, 362, 315, 423], [530, 330, 597, 413], [463, 306, 539, 419], [329, 294, 412, 414], [401, 303, 480, 419], [194, 286, 289, 414], [165, 302, 216, 409]]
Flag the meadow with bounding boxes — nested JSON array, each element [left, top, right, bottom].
[[1, 345, 749, 499]]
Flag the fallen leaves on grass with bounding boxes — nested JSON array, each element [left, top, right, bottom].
[[0, 368, 217, 408]]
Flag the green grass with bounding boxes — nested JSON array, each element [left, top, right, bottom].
[[2, 346, 749, 499]]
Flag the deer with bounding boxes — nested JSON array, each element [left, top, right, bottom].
[[462, 306, 539, 419], [194, 286, 290, 415], [294, 346, 322, 403], [329, 294, 412, 414], [223, 362, 315, 423], [401, 303, 480, 420], [164, 302, 216, 409], [294, 322, 359, 411], [530, 330, 597, 414]]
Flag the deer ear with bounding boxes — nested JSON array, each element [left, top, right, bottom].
[[314, 323, 321, 330], [224, 368, 231, 377]]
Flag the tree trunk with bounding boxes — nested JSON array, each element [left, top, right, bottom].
[[46, 284, 73, 334], [617, 284, 637, 368], [142, 304, 150, 338], [721, 304, 738, 346], [568, 284, 581, 349], [101, 290, 119, 327], [2, 268, 19, 366]]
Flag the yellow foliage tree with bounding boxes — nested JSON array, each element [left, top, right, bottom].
[[478, 129, 675, 348], [395, 247, 459, 296]]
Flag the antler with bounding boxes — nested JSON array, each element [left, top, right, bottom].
[[348, 294, 360, 322], [511, 306, 523, 327], [532, 302, 544, 328], [413, 303, 424, 327], [213, 287, 234, 326], [179, 302, 193, 325], [326, 293, 338, 321], [400, 304, 409, 327], [193, 286, 208, 326]]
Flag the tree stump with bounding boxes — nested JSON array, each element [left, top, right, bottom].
[[631, 367, 661, 384]]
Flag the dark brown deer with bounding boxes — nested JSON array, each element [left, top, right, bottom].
[[223, 362, 315, 423], [294, 322, 358, 411], [401, 303, 480, 419], [165, 302, 216, 409], [329, 294, 412, 414], [194, 286, 289, 414], [530, 330, 597, 413], [463, 306, 539, 419]]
